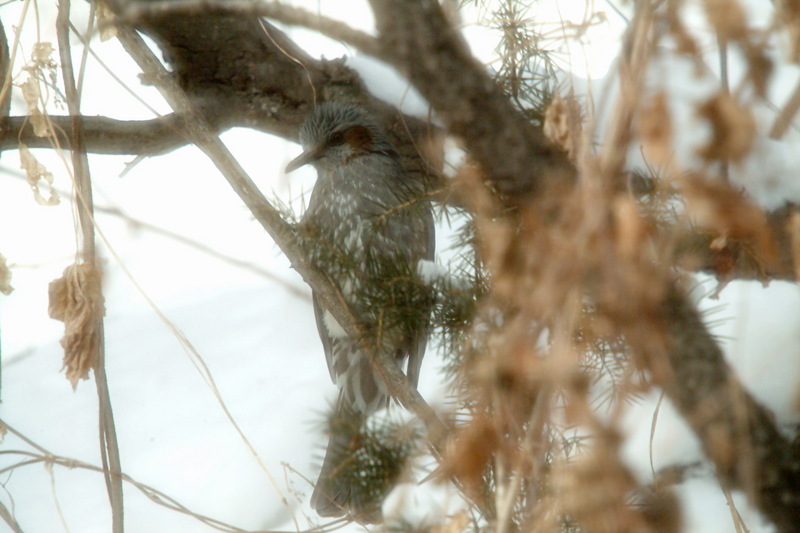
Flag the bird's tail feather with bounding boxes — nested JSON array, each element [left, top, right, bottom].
[[310, 410, 383, 523], [310, 427, 353, 518]]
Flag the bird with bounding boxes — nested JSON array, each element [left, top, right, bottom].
[[285, 102, 435, 521]]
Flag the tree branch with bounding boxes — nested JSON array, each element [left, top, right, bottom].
[[369, 0, 575, 203], [0, 20, 11, 148], [57, 1, 124, 530], [1, 114, 197, 155], [661, 286, 800, 531], [120, 0, 384, 61]]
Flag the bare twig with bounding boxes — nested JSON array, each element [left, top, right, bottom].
[[0, 499, 24, 533], [770, 79, 800, 139], [57, 2, 124, 532], [0, 420, 248, 533], [3, 164, 311, 298], [0, 19, 12, 144], [0, 0, 31, 114]]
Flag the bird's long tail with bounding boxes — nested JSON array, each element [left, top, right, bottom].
[[310, 426, 355, 517], [310, 406, 384, 523]]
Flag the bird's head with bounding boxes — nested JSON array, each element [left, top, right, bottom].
[[286, 103, 395, 173]]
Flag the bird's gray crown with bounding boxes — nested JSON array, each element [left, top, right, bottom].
[[298, 102, 393, 153]]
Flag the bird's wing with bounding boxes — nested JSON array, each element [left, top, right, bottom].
[[312, 292, 337, 382]]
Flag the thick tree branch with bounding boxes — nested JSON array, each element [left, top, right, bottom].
[[118, 3, 445, 187], [661, 287, 800, 531], [369, 0, 575, 203], [120, 0, 384, 60]]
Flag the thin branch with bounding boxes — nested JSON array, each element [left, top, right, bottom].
[[57, 1, 124, 531], [3, 164, 311, 297], [0, 19, 11, 145], [0, 499, 24, 533], [0, 420, 248, 533], [770, 78, 800, 139]]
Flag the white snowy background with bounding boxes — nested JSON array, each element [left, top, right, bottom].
[[1, 1, 799, 532]]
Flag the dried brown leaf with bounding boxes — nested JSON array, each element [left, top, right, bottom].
[[30, 42, 55, 68], [19, 77, 52, 138], [704, 0, 748, 41], [638, 92, 673, 167], [743, 43, 773, 98], [441, 416, 498, 501], [613, 195, 650, 260], [48, 263, 105, 389], [0, 254, 13, 295], [682, 176, 777, 275], [556, 438, 654, 533], [779, 0, 800, 63], [18, 143, 60, 206], [96, 1, 119, 41], [696, 93, 755, 162], [544, 95, 582, 160]]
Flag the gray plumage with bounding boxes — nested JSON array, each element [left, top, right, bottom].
[[286, 103, 435, 521]]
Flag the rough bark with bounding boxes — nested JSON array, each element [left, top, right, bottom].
[[662, 287, 800, 531], [114, 2, 442, 187]]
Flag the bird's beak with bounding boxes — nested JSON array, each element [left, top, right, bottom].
[[286, 145, 324, 173]]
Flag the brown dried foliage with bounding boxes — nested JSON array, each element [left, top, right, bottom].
[[439, 2, 799, 527], [449, 143, 674, 530], [778, 0, 800, 63], [696, 93, 756, 163], [48, 262, 105, 388], [555, 434, 659, 533], [638, 92, 673, 167], [544, 96, 583, 161], [0, 253, 13, 295], [680, 176, 778, 280]]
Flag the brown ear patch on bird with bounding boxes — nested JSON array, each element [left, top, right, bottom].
[[344, 125, 373, 152]]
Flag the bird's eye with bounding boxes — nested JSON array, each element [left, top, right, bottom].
[[329, 131, 346, 146]]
